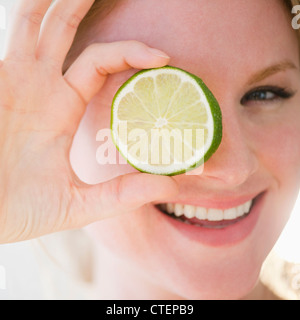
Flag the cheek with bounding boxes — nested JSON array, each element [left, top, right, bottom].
[[259, 124, 300, 182], [249, 105, 300, 185], [251, 118, 300, 256]]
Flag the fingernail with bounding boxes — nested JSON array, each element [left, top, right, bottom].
[[147, 48, 170, 59]]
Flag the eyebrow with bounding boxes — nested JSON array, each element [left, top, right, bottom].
[[247, 60, 298, 85]]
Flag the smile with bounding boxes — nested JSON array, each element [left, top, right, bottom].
[[156, 199, 254, 229], [153, 192, 264, 246]]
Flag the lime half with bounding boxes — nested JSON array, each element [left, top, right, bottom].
[[111, 66, 222, 176]]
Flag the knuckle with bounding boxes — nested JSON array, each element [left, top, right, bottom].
[[57, 12, 82, 30], [94, 65, 109, 77], [21, 11, 44, 26]]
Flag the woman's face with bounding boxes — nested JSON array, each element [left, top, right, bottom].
[[70, 0, 300, 299]]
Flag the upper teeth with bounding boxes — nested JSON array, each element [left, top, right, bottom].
[[161, 200, 253, 221]]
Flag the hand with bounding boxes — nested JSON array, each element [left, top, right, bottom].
[[0, 0, 178, 243]]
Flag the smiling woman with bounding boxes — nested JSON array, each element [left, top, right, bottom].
[[67, 0, 300, 299], [0, 0, 300, 301]]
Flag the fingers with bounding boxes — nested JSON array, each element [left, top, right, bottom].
[[64, 41, 170, 104], [4, 0, 94, 64], [73, 173, 179, 225], [36, 0, 95, 63], [4, 0, 52, 57]]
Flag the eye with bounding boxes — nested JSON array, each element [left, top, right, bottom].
[[241, 86, 295, 106]]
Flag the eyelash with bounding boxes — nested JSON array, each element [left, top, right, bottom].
[[241, 86, 295, 105]]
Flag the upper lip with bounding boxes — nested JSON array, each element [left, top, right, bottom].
[[154, 191, 262, 210]]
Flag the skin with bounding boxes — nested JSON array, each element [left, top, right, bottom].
[[0, 0, 299, 300], [0, 0, 177, 243], [70, 0, 300, 299]]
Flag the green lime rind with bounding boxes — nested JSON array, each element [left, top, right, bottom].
[[110, 66, 223, 176]]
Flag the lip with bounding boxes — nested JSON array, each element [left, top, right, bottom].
[[152, 192, 265, 247]]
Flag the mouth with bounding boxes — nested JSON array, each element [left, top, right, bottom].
[[155, 197, 257, 229]]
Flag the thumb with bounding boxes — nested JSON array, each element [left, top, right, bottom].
[[70, 173, 179, 227]]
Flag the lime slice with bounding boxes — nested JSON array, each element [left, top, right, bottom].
[[111, 66, 222, 176]]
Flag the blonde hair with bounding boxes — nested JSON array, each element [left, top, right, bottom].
[[289, 0, 300, 8]]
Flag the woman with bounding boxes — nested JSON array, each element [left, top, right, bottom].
[[0, 0, 299, 299]]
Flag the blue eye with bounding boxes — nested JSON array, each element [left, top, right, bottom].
[[247, 90, 276, 101], [241, 86, 294, 105]]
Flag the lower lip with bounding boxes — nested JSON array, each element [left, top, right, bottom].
[[153, 193, 264, 247]]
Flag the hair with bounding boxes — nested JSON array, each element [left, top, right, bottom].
[[289, 0, 300, 9]]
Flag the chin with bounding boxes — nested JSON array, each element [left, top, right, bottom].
[[160, 254, 262, 300], [146, 226, 264, 299]]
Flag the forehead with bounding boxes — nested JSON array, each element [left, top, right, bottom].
[[90, 0, 298, 82]]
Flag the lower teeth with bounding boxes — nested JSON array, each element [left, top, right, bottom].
[[176, 214, 248, 228]]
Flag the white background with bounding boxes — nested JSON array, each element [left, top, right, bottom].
[[0, 0, 300, 299]]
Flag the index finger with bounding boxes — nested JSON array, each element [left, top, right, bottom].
[[36, 0, 95, 64], [4, 0, 52, 58], [64, 41, 170, 104]]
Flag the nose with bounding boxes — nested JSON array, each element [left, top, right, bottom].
[[190, 109, 258, 187]]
